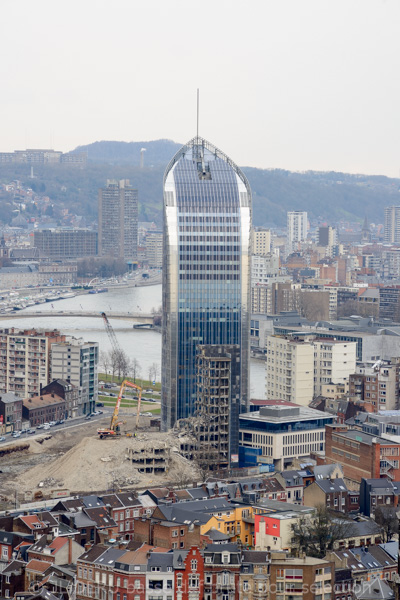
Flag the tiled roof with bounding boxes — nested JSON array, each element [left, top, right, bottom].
[[26, 559, 52, 573]]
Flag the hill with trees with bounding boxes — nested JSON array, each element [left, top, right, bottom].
[[0, 139, 398, 227]]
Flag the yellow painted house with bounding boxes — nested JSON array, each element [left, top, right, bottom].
[[201, 504, 255, 546]]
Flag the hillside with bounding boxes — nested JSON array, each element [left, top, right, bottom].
[[0, 139, 399, 227], [74, 139, 182, 166]]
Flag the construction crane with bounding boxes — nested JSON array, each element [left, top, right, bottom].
[[97, 379, 142, 438], [98, 312, 143, 438]]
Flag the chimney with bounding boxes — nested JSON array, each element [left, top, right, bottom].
[[51, 393, 55, 398], [68, 537, 72, 564]]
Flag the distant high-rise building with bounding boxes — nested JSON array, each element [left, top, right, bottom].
[[286, 211, 308, 254], [33, 228, 98, 259], [318, 226, 337, 247], [384, 206, 400, 243], [252, 228, 271, 255], [161, 137, 251, 430], [98, 179, 138, 261]]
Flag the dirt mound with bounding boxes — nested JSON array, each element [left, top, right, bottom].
[[15, 428, 197, 494]]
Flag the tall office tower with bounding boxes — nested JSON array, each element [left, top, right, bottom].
[[98, 179, 138, 261], [384, 206, 400, 243], [286, 211, 308, 254], [161, 137, 251, 430]]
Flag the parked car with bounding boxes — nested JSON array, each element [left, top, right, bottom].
[[85, 414, 92, 420], [0, 436, 6, 442], [28, 429, 36, 434], [49, 421, 57, 427], [37, 424, 44, 429], [96, 402, 104, 407], [12, 431, 21, 438]]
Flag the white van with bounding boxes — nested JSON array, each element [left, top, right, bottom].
[[43, 423, 50, 430]]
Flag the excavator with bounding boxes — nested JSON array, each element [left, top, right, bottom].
[[97, 379, 142, 438], [98, 313, 143, 439]]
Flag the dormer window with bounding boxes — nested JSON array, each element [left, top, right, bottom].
[[222, 553, 229, 564]]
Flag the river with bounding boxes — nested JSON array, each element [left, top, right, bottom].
[[0, 284, 266, 398]]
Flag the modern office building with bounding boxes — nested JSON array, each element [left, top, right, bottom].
[[32, 228, 97, 259], [98, 179, 138, 262], [51, 338, 99, 415], [239, 401, 334, 470], [286, 211, 307, 254], [384, 205, 400, 243], [161, 137, 251, 429]]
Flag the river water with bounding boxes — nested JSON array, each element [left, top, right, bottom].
[[0, 284, 266, 398]]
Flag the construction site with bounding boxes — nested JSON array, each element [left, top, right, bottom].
[[0, 411, 199, 507]]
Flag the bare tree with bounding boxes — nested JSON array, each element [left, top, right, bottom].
[[151, 362, 160, 382], [99, 351, 111, 379], [131, 358, 142, 383], [374, 506, 399, 542], [291, 505, 356, 558]]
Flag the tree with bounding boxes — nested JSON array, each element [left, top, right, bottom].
[[374, 506, 399, 542], [148, 362, 160, 383], [99, 350, 111, 378], [291, 506, 356, 558], [131, 358, 141, 383]]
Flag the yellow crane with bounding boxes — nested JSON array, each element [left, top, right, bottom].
[[98, 379, 142, 438], [98, 312, 143, 438]]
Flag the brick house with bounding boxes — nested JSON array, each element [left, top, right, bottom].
[[76, 545, 125, 600], [203, 544, 241, 600], [359, 478, 400, 517], [269, 551, 335, 600], [22, 393, 66, 426], [303, 478, 349, 513], [113, 547, 150, 600], [0, 393, 22, 432], [239, 550, 269, 600], [173, 546, 204, 600], [0, 560, 25, 599], [324, 425, 400, 484], [101, 492, 144, 540], [41, 379, 79, 419], [25, 559, 52, 591], [133, 517, 202, 550]]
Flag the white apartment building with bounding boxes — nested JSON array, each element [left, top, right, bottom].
[[313, 340, 357, 397], [252, 228, 271, 255], [384, 206, 400, 244], [265, 336, 314, 406], [286, 211, 307, 254], [51, 338, 99, 415], [266, 335, 357, 402], [145, 231, 163, 268], [251, 254, 286, 286], [0, 327, 65, 398]]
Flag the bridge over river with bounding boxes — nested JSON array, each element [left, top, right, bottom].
[[0, 311, 154, 324]]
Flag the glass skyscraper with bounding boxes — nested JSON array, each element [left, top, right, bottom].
[[161, 137, 251, 430]]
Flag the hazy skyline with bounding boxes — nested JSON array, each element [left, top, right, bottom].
[[1, 0, 399, 177]]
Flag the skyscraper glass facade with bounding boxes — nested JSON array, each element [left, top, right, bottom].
[[161, 137, 251, 430]]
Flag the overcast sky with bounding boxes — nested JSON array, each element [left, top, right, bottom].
[[1, 0, 399, 176]]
